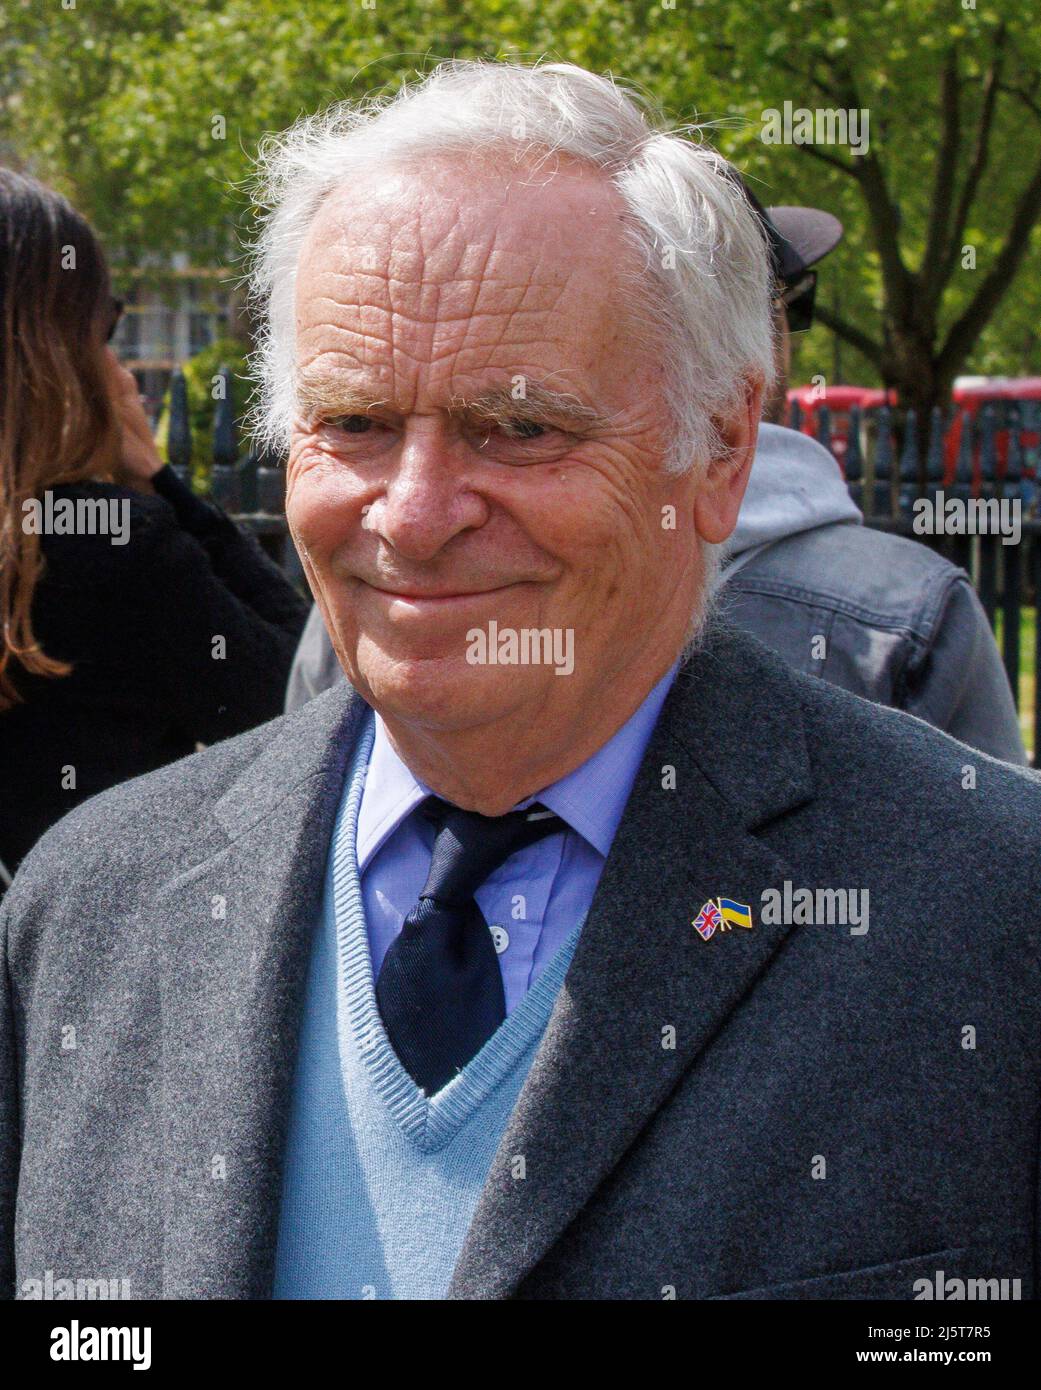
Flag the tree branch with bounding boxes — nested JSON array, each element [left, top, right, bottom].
[[796, 141, 863, 178], [854, 152, 918, 322], [936, 24, 1006, 303], [995, 32, 1041, 125], [920, 48, 961, 314], [813, 302, 885, 369], [772, 53, 850, 109], [997, 82, 1041, 125], [818, 44, 917, 324], [937, 142, 1041, 380]]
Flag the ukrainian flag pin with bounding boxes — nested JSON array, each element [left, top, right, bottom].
[[718, 898, 754, 932], [692, 897, 754, 941]]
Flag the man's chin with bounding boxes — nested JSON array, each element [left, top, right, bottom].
[[350, 647, 537, 732]]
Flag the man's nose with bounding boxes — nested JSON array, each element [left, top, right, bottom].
[[367, 423, 488, 561]]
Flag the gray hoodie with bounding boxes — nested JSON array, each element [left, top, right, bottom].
[[718, 424, 1026, 763], [723, 423, 862, 571]]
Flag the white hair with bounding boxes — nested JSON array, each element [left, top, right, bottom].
[[246, 58, 775, 475]]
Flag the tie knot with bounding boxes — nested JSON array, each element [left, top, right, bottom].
[[418, 796, 564, 907]]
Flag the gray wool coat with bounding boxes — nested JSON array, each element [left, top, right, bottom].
[[2, 623, 1041, 1300]]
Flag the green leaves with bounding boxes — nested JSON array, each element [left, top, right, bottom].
[[2, 0, 1037, 388]]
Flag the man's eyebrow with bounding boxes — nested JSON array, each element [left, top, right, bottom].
[[447, 384, 610, 431], [294, 368, 610, 431], [295, 368, 391, 416]]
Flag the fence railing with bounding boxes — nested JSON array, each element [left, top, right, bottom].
[[788, 396, 1041, 760], [167, 367, 1041, 760], [165, 366, 304, 589]]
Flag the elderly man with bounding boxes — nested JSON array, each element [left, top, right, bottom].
[[2, 60, 1040, 1303]]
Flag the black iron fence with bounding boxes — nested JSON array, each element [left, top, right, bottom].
[[788, 395, 1041, 760], [165, 366, 304, 589], [166, 367, 1041, 760]]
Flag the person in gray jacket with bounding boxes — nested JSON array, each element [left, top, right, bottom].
[[728, 198, 1026, 764], [720, 421, 1026, 763], [284, 200, 1027, 765]]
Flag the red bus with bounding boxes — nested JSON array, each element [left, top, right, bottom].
[[786, 384, 889, 473]]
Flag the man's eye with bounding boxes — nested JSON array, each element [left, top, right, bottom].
[[333, 415, 373, 434], [498, 419, 546, 440], [469, 416, 571, 464]]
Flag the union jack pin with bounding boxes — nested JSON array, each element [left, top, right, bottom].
[[692, 899, 722, 941]]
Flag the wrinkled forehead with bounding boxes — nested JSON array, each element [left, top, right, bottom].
[[293, 157, 646, 402]]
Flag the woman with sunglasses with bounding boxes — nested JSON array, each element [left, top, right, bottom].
[[0, 169, 308, 886]]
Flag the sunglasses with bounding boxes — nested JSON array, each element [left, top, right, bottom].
[[106, 296, 125, 343], [776, 271, 817, 334]]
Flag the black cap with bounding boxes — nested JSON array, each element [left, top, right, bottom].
[[766, 205, 844, 273], [733, 173, 844, 285], [738, 180, 809, 284]]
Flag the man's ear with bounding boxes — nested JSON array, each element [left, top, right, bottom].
[[692, 378, 763, 544]]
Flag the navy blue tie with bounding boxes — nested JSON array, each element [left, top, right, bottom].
[[375, 795, 564, 1094]]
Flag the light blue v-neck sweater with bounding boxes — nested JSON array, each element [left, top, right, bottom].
[[273, 713, 582, 1299]]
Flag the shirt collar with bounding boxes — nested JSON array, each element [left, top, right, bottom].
[[355, 660, 679, 870]]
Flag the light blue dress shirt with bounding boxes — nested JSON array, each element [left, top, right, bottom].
[[357, 660, 679, 1014]]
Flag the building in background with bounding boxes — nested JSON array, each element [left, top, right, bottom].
[[110, 253, 246, 422]]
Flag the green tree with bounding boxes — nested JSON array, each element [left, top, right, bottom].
[[691, 0, 1041, 442], [3, 0, 1039, 432]]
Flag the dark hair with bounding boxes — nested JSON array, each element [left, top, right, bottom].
[[0, 168, 119, 709]]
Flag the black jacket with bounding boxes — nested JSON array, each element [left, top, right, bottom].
[[0, 466, 307, 878]]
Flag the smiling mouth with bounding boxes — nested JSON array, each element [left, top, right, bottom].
[[362, 581, 523, 603]]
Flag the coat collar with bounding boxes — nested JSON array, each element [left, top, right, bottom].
[[157, 622, 814, 1297]]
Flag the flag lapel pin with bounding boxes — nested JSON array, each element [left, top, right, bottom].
[[692, 897, 754, 941]]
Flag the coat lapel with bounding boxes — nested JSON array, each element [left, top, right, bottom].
[[448, 627, 816, 1298], [157, 684, 367, 1298]]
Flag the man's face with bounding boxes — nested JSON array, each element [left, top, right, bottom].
[[286, 157, 746, 735]]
